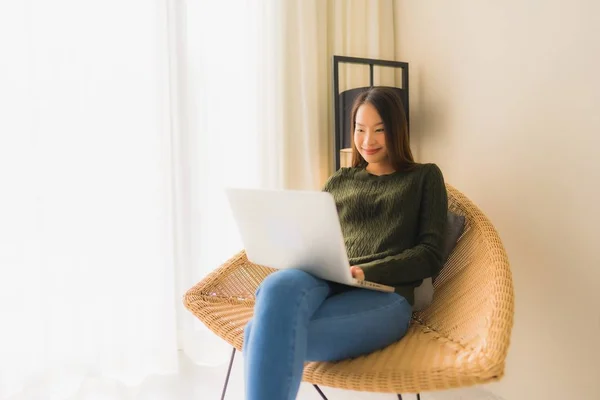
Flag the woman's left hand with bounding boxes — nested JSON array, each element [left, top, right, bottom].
[[350, 266, 365, 281]]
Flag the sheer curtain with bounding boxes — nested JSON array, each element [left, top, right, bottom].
[[175, 0, 262, 366], [0, 1, 179, 398]]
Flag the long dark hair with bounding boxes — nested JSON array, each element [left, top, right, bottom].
[[350, 87, 415, 171]]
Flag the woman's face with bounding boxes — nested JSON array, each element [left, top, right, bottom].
[[354, 103, 389, 166]]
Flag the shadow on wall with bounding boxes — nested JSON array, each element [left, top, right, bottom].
[[409, 66, 450, 160]]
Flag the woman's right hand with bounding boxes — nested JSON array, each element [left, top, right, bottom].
[[350, 266, 365, 281]]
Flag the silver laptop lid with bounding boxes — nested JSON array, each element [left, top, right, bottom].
[[224, 188, 353, 284]]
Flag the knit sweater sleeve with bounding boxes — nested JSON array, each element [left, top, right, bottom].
[[321, 168, 345, 192], [360, 164, 448, 284]]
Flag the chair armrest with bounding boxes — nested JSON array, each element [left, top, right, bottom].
[[414, 186, 514, 373], [183, 251, 275, 349]]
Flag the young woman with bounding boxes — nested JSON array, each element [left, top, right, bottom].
[[242, 87, 448, 400]]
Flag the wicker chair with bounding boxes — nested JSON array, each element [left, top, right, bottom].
[[183, 184, 515, 399]]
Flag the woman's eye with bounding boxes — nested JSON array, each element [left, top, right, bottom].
[[376, 129, 385, 133]]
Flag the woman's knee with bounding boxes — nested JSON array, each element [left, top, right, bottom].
[[256, 269, 324, 301]]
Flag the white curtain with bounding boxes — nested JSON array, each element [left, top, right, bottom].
[[0, 0, 398, 398], [175, 0, 262, 366], [0, 1, 179, 398]]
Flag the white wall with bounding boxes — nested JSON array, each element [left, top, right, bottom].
[[395, 1, 600, 399]]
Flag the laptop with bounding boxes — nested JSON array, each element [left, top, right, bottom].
[[225, 187, 394, 293]]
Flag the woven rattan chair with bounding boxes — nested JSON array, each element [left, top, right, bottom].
[[184, 184, 514, 399]]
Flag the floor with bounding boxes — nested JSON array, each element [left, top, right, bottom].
[[127, 351, 504, 400], [6, 351, 504, 400]]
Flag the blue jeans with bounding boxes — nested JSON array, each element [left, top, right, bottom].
[[242, 269, 412, 400]]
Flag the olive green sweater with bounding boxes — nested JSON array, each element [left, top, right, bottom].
[[322, 163, 448, 305]]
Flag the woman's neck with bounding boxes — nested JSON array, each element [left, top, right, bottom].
[[366, 162, 395, 176]]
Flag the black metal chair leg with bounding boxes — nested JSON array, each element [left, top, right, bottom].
[[219, 348, 419, 400], [220, 347, 236, 400], [313, 384, 328, 399], [397, 394, 420, 399]]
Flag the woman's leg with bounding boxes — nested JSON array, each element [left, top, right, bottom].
[[306, 288, 412, 362], [243, 269, 331, 400]]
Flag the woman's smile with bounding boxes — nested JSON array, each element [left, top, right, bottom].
[[362, 147, 382, 155]]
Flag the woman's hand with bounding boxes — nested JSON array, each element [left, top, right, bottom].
[[350, 266, 365, 281]]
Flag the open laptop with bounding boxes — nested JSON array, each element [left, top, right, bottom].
[[225, 188, 394, 293]]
